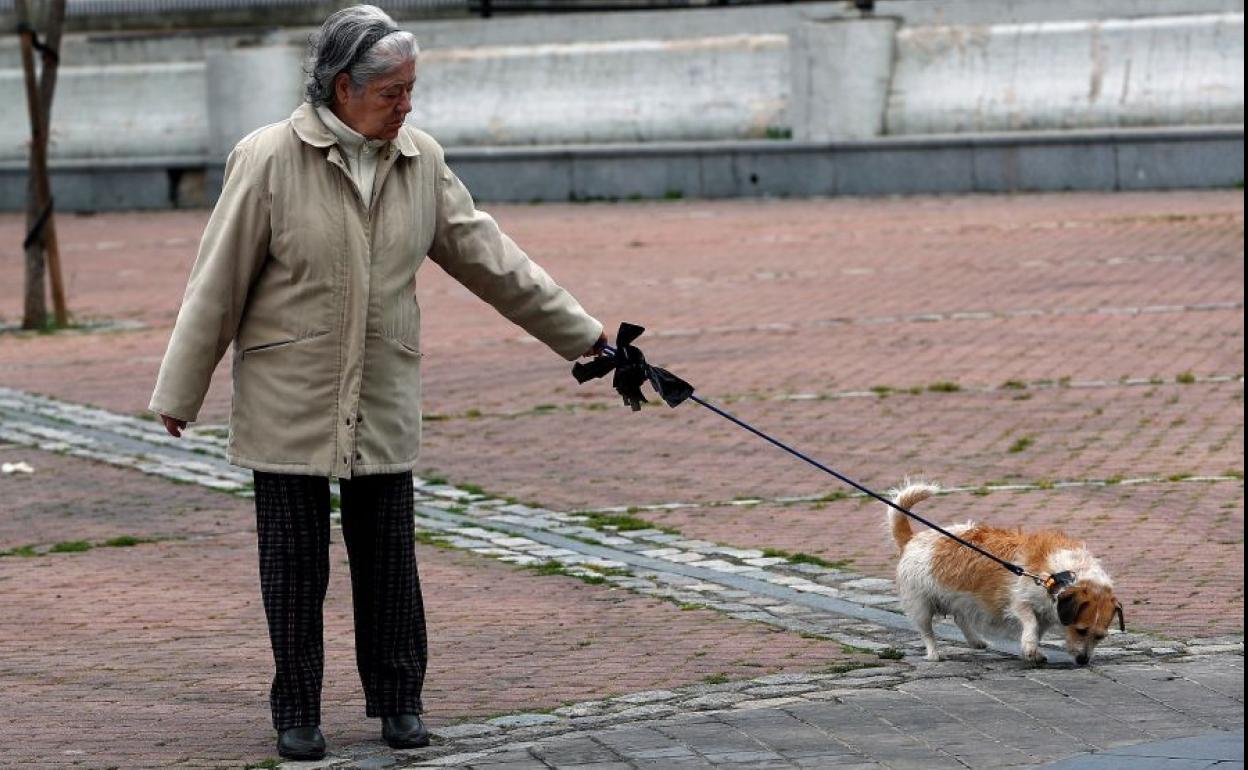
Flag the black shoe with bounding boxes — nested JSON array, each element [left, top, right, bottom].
[[382, 713, 430, 749], [277, 725, 326, 761]]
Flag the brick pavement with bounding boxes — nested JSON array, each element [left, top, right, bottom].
[[0, 191, 1243, 765], [0, 446, 850, 769]]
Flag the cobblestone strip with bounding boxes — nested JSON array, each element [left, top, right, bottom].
[[308, 655, 1243, 769], [1, 386, 1240, 667]]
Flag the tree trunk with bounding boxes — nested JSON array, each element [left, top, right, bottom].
[[18, 0, 67, 329]]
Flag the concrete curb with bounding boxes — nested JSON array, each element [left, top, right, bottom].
[[0, 125, 1240, 211]]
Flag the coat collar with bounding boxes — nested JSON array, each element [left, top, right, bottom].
[[289, 102, 419, 158]]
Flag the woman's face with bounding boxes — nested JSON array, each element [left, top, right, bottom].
[[333, 59, 416, 141]]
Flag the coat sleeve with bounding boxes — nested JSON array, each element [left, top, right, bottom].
[[148, 142, 271, 422], [427, 154, 603, 361]]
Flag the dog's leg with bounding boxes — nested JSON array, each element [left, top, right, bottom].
[[953, 615, 989, 650], [913, 604, 942, 661], [1015, 605, 1047, 665]]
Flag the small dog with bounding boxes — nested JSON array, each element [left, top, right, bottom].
[[886, 482, 1123, 666]]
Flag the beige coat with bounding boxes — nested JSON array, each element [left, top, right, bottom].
[[150, 103, 602, 477]]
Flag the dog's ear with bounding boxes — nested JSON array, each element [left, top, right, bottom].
[[1057, 593, 1081, 626], [1113, 600, 1125, 632]]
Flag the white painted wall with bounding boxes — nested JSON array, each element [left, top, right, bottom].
[[886, 12, 1244, 134]]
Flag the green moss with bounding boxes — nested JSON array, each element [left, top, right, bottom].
[[927, 381, 962, 393], [1176, 371, 1197, 384], [577, 510, 678, 534], [102, 536, 151, 547], [702, 673, 730, 684], [50, 540, 92, 553], [1008, 436, 1035, 453], [761, 547, 849, 569], [877, 647, 905, 660], [0, 544, 41, 558], [413, 530, 454, 549]]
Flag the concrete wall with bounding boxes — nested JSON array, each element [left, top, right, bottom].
[[3, 10, 1241, 162], [0, 32, 789, 162], [0, 62, 207, 161], [410, 35, 787, 146], [0, 0, 1241, 208], [886, 12, 1245, 134]]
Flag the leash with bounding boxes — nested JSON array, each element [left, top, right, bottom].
[[574, 323, 1074, 595]]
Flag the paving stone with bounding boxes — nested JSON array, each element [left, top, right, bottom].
[[610, 704, 679, 721], [742, 684, 820, 697], [839, 578, 896, 592], [530, 735, 621, 766], [488, 714, 565, 729], [613, 690, 680, 705], [553, 702, 608, 719], [434, 723, 504, 739], [733, 697, 808, 710], [680, 693, 751, 709]]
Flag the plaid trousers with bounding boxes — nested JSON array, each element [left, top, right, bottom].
[[253, 470, 428, 730]]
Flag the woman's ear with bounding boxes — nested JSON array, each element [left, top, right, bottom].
[[334, 72, 352, 105]]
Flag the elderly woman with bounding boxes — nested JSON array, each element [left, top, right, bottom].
[[149, 4, 605, 761]]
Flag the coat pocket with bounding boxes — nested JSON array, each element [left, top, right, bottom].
[[230, 331, 336, 468]]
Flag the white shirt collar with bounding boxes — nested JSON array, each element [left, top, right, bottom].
[[315, 105, 388, 155]]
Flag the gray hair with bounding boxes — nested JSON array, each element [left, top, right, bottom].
[[304, 4, 419, 106]]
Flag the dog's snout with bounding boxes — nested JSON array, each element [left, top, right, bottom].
[[1075, 654, 1090, 666]]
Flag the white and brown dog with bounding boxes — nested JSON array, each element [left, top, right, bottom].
[[886, 482, 1123, 666]]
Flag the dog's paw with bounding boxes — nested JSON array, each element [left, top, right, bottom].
[[925, 651, 943, 662], [1022, 647, 1048, 666], [967, 640, 989, 650]]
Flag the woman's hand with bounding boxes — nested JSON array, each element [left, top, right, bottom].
[[581, 332, 608, 358], [160, 414, 188, 438]]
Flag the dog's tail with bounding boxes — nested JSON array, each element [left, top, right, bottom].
[[887, 481, 940, 551]]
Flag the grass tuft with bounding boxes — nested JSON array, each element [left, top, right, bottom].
[[1008, 436, 1035, 453], [102, 536, 151, 548]]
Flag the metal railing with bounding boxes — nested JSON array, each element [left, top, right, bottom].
[[1, 0, 838, 29]]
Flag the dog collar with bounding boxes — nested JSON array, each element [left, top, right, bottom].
[[1043, 570, 1077, 598]]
